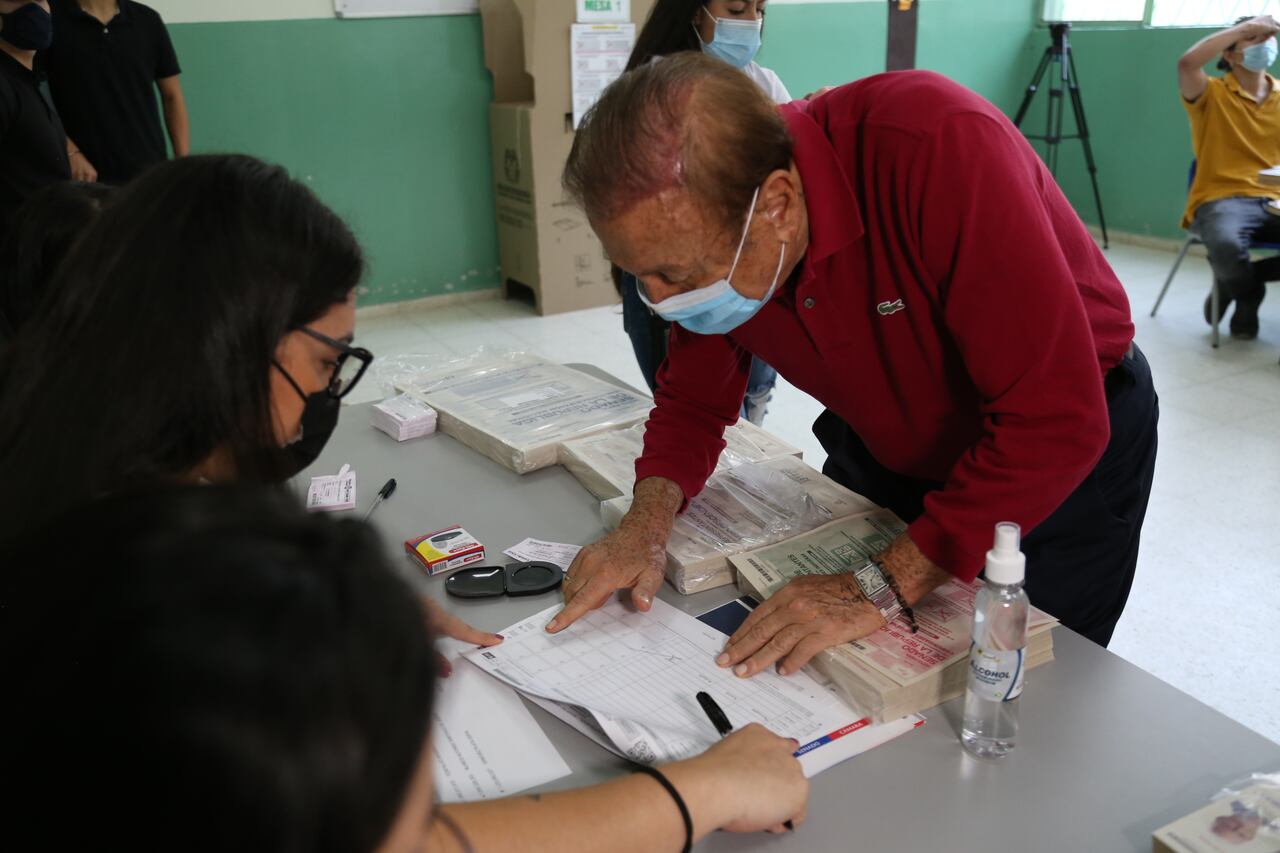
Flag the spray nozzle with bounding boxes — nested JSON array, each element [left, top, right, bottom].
[[984, 522, 1026, 585], [993, 522, 1021, 554]]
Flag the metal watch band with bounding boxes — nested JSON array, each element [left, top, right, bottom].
[[851, 559, 902, 623]]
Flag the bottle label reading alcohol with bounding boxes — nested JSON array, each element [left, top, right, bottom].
[[966, 644, 1025, 702]]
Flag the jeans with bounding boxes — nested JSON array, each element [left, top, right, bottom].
[[1191, 196, 1280, 304], [815, 344, 1159, 647], [620, 271, 777, 425]]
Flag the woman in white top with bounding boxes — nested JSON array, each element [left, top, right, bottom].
[[617, 1, 787, 425]]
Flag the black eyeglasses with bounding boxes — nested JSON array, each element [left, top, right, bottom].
[[301, 327, 374, 399]]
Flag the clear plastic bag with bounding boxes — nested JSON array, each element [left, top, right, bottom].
[[559, 419, 802, 501], [1154, 771, 1280, 852], [602, 456, 877, 594], [393, 349, 653, 474]]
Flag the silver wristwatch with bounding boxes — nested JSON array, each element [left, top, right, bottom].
[[851, 559, 902, 623]]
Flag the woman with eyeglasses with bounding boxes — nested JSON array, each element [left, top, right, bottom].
[[0, 154, 381, 543], [0, 153, 505, 651]]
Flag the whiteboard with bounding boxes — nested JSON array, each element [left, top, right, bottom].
[[334, 0, 477, 18]]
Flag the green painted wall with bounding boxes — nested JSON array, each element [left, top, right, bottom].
[[762, 0, 1039, 116], [1021, 25, 1216, 241], [170, 15, 502, 307], [171, 2, 1041, 308]]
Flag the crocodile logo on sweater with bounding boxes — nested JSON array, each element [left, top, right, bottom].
[[877, 299, 906, 316]]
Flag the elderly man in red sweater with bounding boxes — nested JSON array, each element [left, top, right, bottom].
[[553, 54, 1158, 675]]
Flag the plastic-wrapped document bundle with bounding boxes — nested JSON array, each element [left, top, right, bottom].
[[395, 352, 653, 474], [559, 419, 803, 501], [732, 518, 1057, 722], [600, 455, 878, 594]]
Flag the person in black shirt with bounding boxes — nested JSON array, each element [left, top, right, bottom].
[[44, 0, 187, 185], [0, 1, 70, 239]]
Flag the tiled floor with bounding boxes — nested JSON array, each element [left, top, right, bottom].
[[351, 243, 1280, 745]]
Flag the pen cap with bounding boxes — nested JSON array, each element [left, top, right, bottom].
[[984, 522, 1025, 585]]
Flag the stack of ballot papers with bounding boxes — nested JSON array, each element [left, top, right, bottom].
[[600, 456, 878, 594], [395, 352, 653, 474], [465, 597, 922, 775], [371, 394, 437, 441], [732, 515, 1058, 722], [559, 418, 803, 501]]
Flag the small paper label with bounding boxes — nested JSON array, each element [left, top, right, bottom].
[[503, 538, 582, 571], [306, 464, 357, 512]]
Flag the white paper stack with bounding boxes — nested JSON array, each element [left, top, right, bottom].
[[601, 456, 879, 594], [395, 352, 653, 474], [559, 418, 803, 501], [371, 394, 438, 441]]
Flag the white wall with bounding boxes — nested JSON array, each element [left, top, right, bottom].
[[146, 0, 332, 23]]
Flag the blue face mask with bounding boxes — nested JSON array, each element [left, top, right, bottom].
[[637, 187, 788, 336], [0, 3, 53, 52], [694, 7, 762, 69], [1242, 38, 1278, 72]]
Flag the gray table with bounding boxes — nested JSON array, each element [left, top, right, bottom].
[[307, 400, 1280, 853]]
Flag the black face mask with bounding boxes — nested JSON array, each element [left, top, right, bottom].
[[0, 4, 54, 52], [276, 363, 340, 479]]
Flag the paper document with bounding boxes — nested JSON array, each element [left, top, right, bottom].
[[464, 598, 921, 776], [503, 538, 582, 571], [431, 640, 571, 802], [306, 463, 356, 512], [570, 23, 635, 129]]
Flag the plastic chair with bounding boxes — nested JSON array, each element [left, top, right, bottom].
[[1150, 160, 1280, 347]]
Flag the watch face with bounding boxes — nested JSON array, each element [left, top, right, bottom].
[[853, 563, 887, 597]]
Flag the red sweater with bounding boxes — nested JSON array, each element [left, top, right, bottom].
[[635, 71, 1135, 582]]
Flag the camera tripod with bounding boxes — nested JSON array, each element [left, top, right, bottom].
[[1013, 22, 1109, 249]]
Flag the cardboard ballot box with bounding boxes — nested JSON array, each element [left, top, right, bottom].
[[480, 0, 653, 316]]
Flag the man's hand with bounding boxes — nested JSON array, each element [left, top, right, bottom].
[[718, 532, 953, 677], [547, 476, 683, 633], [718, 574, 885, 677], [804, 85, 837, 100], [69, 150, 97, 183]]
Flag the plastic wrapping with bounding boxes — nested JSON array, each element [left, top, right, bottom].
[[1154, 773, 1280, 852], [393, 350, 653, 474], [600, 455, 878, 594], [559, 418, 803, 500]]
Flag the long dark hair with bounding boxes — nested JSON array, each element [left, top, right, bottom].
[[1, 484, 436, 853], [628, 0, 704, 70], [0, 155, 364, 543], [0, 181, 114, 342]]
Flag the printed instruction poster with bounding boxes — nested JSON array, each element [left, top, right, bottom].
[[570, 23, 635, 129]]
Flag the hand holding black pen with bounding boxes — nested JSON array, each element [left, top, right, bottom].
[[697, 691, 798, 833]]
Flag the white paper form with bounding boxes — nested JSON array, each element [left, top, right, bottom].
[[431, 640, 572, 802], [503, 538, 582, 571], [570, 23, 635, 129], [464, 599, 921, 776]]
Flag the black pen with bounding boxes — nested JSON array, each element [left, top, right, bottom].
[[695, 691, 794, 832], [362, 478, 397, 520]]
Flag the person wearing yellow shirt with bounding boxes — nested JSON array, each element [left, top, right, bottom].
[[1178, 14, 1280, 340]]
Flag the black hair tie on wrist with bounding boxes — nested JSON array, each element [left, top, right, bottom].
[[632, 764, 693, 853]]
